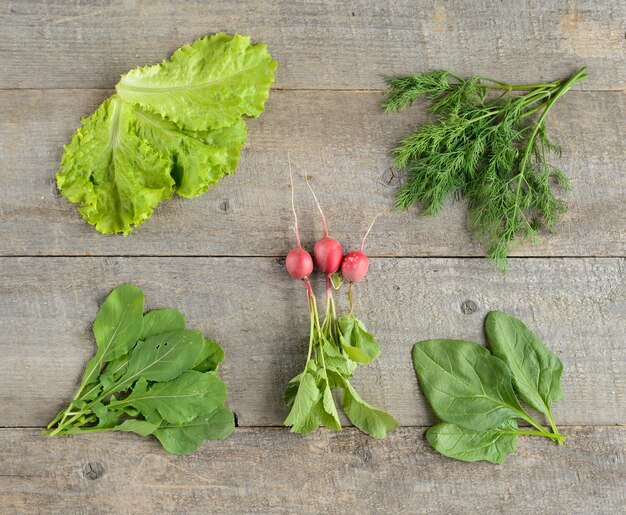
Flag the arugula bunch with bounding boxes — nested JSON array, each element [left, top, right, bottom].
[[383, 68, 587, 271], [57, 33, 276, 234], [46, 284, 234, 455], [285, 275, 398, 438], [412, 311, 565, 464]]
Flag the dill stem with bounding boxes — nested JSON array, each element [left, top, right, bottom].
[[511, 67, 587, 226], [478, 80, 560, 90]]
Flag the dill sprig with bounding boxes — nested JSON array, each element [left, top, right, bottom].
[[383, 68, 587, 271]]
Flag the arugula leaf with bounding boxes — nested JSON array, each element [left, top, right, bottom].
[[339, 379, 398, 439], [412, 339, 525, 431], [117, 33, 277, 131], [81, 284, 144, 393], [485, 311, 563, 429], [153, 405, 235, 455], [142, 308, 186, 339], [426, 420, 519, 464], [47, 285, 234, 455], [57, 96, 175, 235], [337, 314, 381, 364], [123, 371, 227, 425], [192, 338, 225, 372], [113, 419, 160, 437], [118, 330, 206, 386]]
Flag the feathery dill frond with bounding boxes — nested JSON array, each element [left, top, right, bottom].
[[384, 67, 587, 271], [381, 71, 453, 112]]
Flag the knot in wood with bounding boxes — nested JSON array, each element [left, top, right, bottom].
[[83, 461, 104, 480], [460, 300, 478, 314]]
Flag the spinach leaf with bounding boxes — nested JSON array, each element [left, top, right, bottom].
[[485, 311, 563, 420], [412, 339, 525, 431], [412, 311, 567, 464], [426, 420, 519, 464]]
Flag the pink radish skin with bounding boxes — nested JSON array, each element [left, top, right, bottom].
[[341, 251, 369, 283], [314, 237, 343, 275], [286, 248, 314, 280]]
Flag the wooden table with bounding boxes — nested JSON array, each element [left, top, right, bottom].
[[1, 1, 624, 512]]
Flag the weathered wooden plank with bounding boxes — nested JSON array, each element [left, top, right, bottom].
[[0, 89, 624, 257], [0, 427, 624, 513], [0, 257, 623, 428], [1, 0, 623, 90]]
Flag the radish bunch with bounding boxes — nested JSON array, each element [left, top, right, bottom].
[[283, 164, 397, 438]]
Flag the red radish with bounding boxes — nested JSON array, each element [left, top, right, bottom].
[[314, 237, 343, 275], [286, 154, 314, 281], [341, 251, 369, 284], [305, 175, 343, 275], [286, 248, 313, 280], [341, 213, 382, 284]]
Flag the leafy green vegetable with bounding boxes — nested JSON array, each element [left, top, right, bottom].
[[283, 273, 396, 439], [426, 420, 519, 465], [412, 339, 525, 431], [485, 311, 564, 436], [383, 68, 587, 271], [46, 284, 234, 455], [412, 311, 566, 463], [337, 314, 381, 364], [337, 376, 398, 439], [153, 406, 235, 455], [57, 33, 276, 234], [117, 33, 275, 131]]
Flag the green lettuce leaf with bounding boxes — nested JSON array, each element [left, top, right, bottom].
[[57, 96, 175, 235], [58, 33, 276, 234], [116, 33, 277, 131], [132, 108, 247, 198]]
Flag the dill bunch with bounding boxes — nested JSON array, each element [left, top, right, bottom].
[[383, 68, 587, 271]]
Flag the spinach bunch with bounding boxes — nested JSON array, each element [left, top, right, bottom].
[[412, 311, 565, 464], [46, 284, 234, 455]]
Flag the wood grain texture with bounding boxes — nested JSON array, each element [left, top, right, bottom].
[[0, 257, 623, 428], [1, 89, 624, 257], [1, 427, 624, 513], [1, 0, 624, 90]]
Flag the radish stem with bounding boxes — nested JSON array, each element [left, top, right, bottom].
[[288, 153, 302, 249]]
